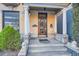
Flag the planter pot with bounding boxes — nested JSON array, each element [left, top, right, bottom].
[[63, 34, 68, 44], [71, 41, 77, 49]]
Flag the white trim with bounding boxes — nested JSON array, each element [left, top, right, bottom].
[[56, 10, 63, 17], [56, 4, 72, 35], [62, 4, 72, 34], [28, 3, 65, 8], [56, 8, 67, 34], [24, 5, 30, 35], [65, 4, 72, 11], [30, 10, 56, 15], [56, 4, 72, 16], [63, 8, 67, 34]]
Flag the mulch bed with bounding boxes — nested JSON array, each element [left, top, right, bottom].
[[0, 50, 19, 56]]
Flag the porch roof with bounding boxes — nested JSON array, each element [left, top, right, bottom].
[[27, 3, 70, 14], [27, 3, 70, 8]]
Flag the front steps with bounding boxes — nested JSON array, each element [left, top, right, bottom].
[[27, 38, 71, 56]]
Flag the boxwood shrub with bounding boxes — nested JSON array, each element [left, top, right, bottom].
[[0, 26, 21, 51], [72, 3, 79, 47]]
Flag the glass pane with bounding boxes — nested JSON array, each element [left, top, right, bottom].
[[3, 11, 19, 31]]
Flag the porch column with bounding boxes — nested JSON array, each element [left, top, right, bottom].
[[63, 8, 67, 34], [24, 5, 30, 35], [63, 8, 68, 43]]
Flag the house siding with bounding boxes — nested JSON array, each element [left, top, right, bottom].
[[0, 3, 12, 32], [66, 8, 73, 41], [47, 13, 55, 37], [0, 4, 25, 33], [30, 11, 38, 37], [15, 4, 25, 34], [57, 13, 63, 34]]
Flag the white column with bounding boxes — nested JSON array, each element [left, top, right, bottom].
[[24, 5, 30, 35], [63, 8, 67, 34]]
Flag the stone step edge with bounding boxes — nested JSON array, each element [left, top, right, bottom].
[[28, 53, 71, 56], [28, 49, 67, 53], [29, 44, 65, 47]]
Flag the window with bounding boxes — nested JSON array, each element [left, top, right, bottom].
[[3, 11, 19, 31]]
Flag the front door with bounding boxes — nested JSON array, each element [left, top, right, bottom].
[[38, 13, 47, 37]]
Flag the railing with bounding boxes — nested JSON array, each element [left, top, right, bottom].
[[18, 33, 30, 56], [66, 46, 79, 56], [29, 33, 68, 44], [55, 34, 68, 44]]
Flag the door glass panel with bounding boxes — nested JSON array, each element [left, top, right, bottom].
[[38, 13, 47, 36]]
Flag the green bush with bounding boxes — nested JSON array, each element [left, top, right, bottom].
[[72, 3, 79, 47], [0, 32, 6, 50], [0, 26, 21, 51]]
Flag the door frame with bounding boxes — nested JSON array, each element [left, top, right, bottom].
[[38, 12, 48, 37]]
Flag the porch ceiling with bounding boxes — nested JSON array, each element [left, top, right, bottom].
[[29, 7, 62, 14], [28, 3, 70, 14], [28, 3, 69, 8]]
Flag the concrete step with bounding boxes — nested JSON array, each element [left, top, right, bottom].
[[29, 39, 61, 45], [27, 51, 71, 56], [29, 44, 65, 47], [28, 46, 67, 53], [27, 39, 71, 56]]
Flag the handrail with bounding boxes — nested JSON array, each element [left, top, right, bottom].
[[66, 46, 79, 56], [55, 34, 68, 44], [18, 33, 30, 56]]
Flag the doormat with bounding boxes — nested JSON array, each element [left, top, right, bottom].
[[39, 38, 49, 43]]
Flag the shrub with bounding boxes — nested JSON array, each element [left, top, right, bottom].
[[72, 3, 79, 47], [0, 32, 6, 50], [0, 26, 21, 51]]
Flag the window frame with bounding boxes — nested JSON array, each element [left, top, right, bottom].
[[2, 10, 20, 31]]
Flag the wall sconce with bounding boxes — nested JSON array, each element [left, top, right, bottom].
[[50, 24, 53, 28], [32, 24, 37, 27]]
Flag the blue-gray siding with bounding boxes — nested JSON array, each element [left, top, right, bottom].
[[57, 13, 63, 34], [66, 9, 73, 42]]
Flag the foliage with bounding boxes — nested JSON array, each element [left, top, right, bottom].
[[0, 26, 21, 50], [72, 3, 79, 47]]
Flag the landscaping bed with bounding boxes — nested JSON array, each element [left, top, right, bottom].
[[0, 50, 19, 56], [0, 26, 21, 56]]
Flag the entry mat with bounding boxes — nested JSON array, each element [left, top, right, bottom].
[[39, 38, 49, 43]]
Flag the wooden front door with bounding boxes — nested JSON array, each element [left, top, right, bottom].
[[38, 13, 47, 37]]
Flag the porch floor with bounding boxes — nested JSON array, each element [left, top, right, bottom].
[[27, 38, 71, 56]]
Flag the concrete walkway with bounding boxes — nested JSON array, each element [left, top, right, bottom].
[[27, 38, 71, 56]]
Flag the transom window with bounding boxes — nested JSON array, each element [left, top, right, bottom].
[[3, 11, 19, 31]]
